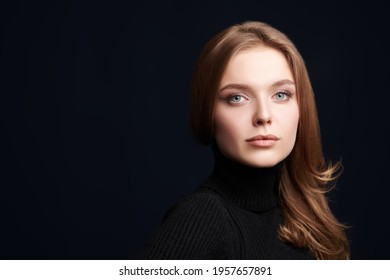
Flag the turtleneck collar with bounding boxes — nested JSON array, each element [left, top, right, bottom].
[[201, 142, 282, 213]]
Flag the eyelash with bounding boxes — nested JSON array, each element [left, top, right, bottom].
[[225, 94, 247, 104], [274, 90, 293, 101], [223, 90, 294, 105]]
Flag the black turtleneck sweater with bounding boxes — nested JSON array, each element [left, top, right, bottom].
[[143, 147, 312, 259]]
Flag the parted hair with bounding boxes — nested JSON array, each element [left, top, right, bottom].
[[189, 21, 349, 259]]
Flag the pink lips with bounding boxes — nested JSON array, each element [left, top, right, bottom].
[[245, 134, 279, 147]]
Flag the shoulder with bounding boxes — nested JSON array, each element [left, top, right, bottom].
[[159, 188, 233, 237], [163, 188, 230, 223], [143, 188, 234, 259]]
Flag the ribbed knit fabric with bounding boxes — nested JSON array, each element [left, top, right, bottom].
[[143, 145, 312, 259]]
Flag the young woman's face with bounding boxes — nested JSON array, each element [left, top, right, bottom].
[[214, 46, 299, 168]]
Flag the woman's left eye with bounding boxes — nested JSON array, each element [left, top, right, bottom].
[[274, 91, 292, 101]]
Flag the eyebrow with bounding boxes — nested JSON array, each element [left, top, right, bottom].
[[219, 79, 295, 92]]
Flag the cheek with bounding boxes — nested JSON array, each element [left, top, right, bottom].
[[284, 107, 300, 143], [214, 114, 234, 141], [214, 109, 246, 141]]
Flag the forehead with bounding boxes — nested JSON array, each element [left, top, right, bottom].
[[220, 46, 294, 88]]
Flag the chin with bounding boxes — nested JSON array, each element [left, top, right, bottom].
[[238, 149, 288, 168], [240, 157, 282, 168], [248, 162, 279, 168]]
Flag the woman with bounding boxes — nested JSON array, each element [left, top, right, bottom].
[[143, 21, 350, 259]]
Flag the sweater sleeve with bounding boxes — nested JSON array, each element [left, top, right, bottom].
[[143, 191, 234, 259]]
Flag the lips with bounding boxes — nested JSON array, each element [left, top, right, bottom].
[[246, 134, 279, 142]]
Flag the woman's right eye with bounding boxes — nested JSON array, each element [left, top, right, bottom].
[[227, 94, 247, 104]]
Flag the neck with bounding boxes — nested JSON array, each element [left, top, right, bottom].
[[202, 143, 282, 212]]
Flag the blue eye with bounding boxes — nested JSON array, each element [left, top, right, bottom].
[[220, 94, 249, 106], [228, 95, 244, 103], [274, 91, 292, 101]]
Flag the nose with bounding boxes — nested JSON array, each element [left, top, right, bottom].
[[252, 100, 272, 126]]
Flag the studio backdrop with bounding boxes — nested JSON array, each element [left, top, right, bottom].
[[0, 0, 389, 259]]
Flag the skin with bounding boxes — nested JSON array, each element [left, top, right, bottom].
[[214, 46, 299, 168]]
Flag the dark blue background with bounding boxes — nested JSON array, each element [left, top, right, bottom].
[[1, 0, 389, 259]]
